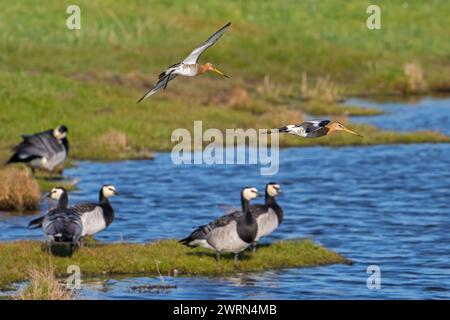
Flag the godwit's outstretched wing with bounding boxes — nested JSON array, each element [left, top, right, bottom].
[[182, 22, 231, 65], [302, 120, 331, 133], [136, 73, 178, 103]]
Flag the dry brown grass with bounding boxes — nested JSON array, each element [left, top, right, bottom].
[[404, 63, 426, 93], [94, 130, 130, 153], [0, 167, 41, 211], [15, 264, 77, 300], [256, 75, 296, 102], [300, 73, 340, 103], [226, 86, 251, 107]]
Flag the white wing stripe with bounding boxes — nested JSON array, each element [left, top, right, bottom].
[[182, 22, 231, 64]]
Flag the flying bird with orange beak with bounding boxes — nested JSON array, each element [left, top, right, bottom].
[[271, 120, 363, 138], [137, 22, 231, 103]]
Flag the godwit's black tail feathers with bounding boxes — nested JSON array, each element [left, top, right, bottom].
[[28, 216, 45, 229], [158, 71, 166, 79], [136, 90, 151, 104], [137, 73, 178, 103]]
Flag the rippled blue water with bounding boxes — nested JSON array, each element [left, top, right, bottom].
[[1, 98, 449, 299], [348, 96, 450, 135]]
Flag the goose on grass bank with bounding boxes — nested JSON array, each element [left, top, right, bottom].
[[28, 187, 69, 229], [6, 125, 69, 175], [179, 187, 259, 268], [29, 185, 118, 241], [225, 183, 283, 253], [71, 185, 118, 239], [41, 187, 82, 249], [248, 183, 283, 252]]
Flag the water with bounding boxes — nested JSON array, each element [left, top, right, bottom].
[[1, 97, 449, 299], [348, 96, 450, 135]]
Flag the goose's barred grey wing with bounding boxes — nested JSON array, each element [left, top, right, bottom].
[[249, 204, 270, 218], [226, 204, 268, 219], [43, 208, 82, 243], [182, 22, 231, 64], [28, 202, 95, 229], [179, 213, 237, 246], [71, 203, 98, 215], [137, 73, 178, 103]]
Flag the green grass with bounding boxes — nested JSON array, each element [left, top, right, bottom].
[[36, 177, 78, 192], [0, 0, 448, 161], [300, 101, 383, 117], [0, 239, 350, 289]]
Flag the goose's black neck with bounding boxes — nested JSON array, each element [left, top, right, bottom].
[[241, 196, 253, 224], [58, 192, 68, 209], [98, 188, 114, 227], [265, 190, 277, 206], [265, 191, 283, 224], [237, 191, 257, 244], [99, 189, 109, 205], [62, 138, 70, 154]]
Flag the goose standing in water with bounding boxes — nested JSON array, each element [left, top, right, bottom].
[[41, 187, 82, 249], [249, 183, 283, 253], [271, 120, 362, 138], [71, 185, 118, 240], [137, 22, 230, 102], [6, 125, 69, 175], [180, 187, 259, 268]]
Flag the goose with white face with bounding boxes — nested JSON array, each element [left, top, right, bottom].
[[102, 185, 118, 198], [244, 182, 284, 253], [7, 125, 70, 174], [69, 184, 118, 239], [41, 186, 82, 247], [266, 183, 281, 197], [48, 187, 65, 201], [180, 186, 259, 268], [53, 125, 68, 140], [242, 187, 259, 201]]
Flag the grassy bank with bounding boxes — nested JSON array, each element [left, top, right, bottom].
[[0, 239, 350, 290]]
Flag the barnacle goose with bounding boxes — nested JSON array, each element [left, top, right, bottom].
[[71, 185, 118, 239], [28, 186, 69, 229], [249, 182, 282, 252], [7, 125, 69, 175], [179, 187, 259, 267], [41, 187, 82, 248]]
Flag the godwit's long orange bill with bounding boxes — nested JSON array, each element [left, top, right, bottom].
[[137, 22, 231, 103]]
